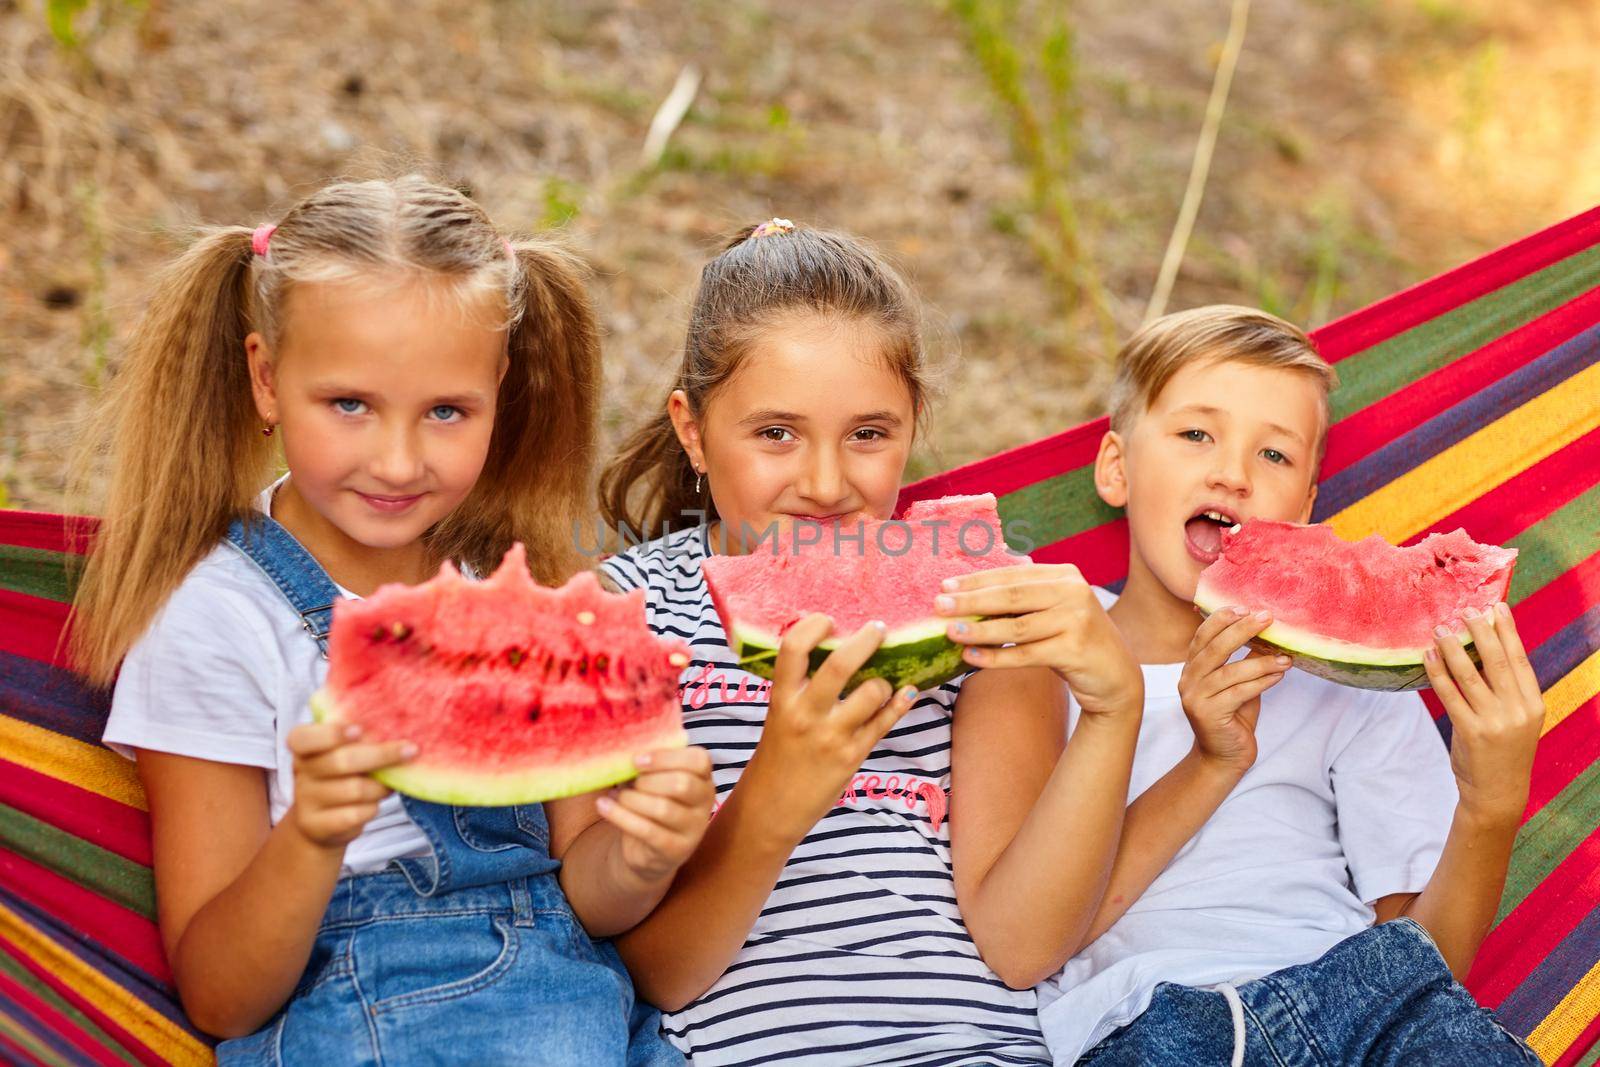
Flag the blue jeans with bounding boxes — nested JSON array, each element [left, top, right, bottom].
[[1079, 919, 1539, 1066], [216, 870, 680, 1066]]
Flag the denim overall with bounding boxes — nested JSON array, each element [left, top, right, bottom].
[[215, 517, 682, 1067]]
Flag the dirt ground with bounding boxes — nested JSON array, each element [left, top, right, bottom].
[[3, 0, 1597, 511]]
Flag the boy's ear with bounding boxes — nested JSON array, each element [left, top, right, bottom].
[[245, 332, 278, 424], [666, 389, 706, 473], [1298, 482, 1318, 524], [1094, 429, 1128, 509]]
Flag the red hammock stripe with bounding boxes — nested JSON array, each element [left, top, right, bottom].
[[1469, 819, 1600, 1006], [0, 934, 171, 1067], [0, 853, 168, 986], [0, 591, 71, 668], [1322, 288, 1600, 481], [0, 762, 149, 869], [0, 967, 127, 1067], [1312, 203, 1600, 362]]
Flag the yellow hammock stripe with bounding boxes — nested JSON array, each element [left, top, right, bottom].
[[1542, 649, 1600, 738], [1328, 359, 1600, 546], [1528, 953, 1600, 1065], [0, 716, 146, 811], [0, 900, 210, 1066]]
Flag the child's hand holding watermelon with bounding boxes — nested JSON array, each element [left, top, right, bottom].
[[1425, 604, 1545, 823], [1176, 606, 1292, 773], [741, 613, 920, 843], [594, 746, 717, 884], [936, 563, 1143, 721], [285, 722, 416, 850]]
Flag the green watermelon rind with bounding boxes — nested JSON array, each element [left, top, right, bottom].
[[729, 616, 973, 694], [309, 690, 688, 806], [1191, 606, 1483, 693]]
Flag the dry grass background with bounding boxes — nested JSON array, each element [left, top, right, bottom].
[[2, 0, 1597, 512]]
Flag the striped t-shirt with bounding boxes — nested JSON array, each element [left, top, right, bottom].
[[601, 527, 1049, 1067]]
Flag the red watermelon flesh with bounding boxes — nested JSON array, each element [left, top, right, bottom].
[[312, 544, 690, 805], [701, 494, 1029, 692], [1194, 520, 1517, 691]]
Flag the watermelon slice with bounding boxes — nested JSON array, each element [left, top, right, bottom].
[[701, 494, 1029, 692], [312, 545, 690, 805], [1194, 520, 1518, 691]]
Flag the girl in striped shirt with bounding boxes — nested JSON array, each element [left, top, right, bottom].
[[589, 220, 1145, 1066]]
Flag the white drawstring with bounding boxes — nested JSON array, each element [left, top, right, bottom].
[[1214, 982, 1246, 1067]]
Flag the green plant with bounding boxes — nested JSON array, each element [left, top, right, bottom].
[[947, 0, 1115, 351], [75, 180, 113, 389], [539, 177, 583, 229]]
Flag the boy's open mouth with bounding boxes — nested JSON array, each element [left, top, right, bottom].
[[1183, 506, 1241, 564]]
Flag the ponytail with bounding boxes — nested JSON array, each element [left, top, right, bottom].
[[68, 227, 270, 685]]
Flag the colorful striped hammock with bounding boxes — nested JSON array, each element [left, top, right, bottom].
[[2, 205, 1598, 1066]]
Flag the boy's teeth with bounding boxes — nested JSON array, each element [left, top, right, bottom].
[[1229, 523, 1242, 534]]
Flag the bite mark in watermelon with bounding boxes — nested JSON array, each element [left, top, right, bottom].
[[700, 495, 1029, 692], [312, 544, 690, 805], [1194, 520, 1518, 691]]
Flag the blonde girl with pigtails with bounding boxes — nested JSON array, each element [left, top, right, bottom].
[[71, 175, 705, 1065]]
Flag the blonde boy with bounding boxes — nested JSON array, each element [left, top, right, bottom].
[[1035, 307, 1545, 1066]]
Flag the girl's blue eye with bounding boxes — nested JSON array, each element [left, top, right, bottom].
[[1262, 448, 1289, 465], [1180, 428, 1210, 443], [430, 405, 463, 422], [333, 398, 366, 415]]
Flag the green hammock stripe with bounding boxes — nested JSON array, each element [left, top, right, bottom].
[[1505, 484, 1600, 605], [0, 951, 142, 1067], [1330, 243, 1600, 424], [0, 546, 75, 605], [0, 1010, 77, 1067], [0, 804, 154, 921], [1497, 757, 1600, 925], [995, 466, 1120, 549]]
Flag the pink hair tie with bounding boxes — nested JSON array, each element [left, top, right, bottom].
[[503, 237, 516, 260], [250, 224, 277, 258], [751, 217, 795, 239]]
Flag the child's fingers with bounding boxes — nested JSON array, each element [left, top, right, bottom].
[[1434, 626, 1494, 714], [807, 621, 888, 703], [287, 722, 355, 758], [833, 676, 897, 731], [1462, 610, 1516, 704], [861, 684, 919, 740], [940, 562, 1062, 593], [301, 774, 393, 807], [634, 746, 713, 778], [1189, 610, 1271, 677], [610, 787, 689, 829], [595, 794, 675, 850], [1207, 667, 1287, 709], [629, 768, 715, 807], [299, 739, 416, 780], [945, 603, 1066, 648], [1423, 644, 1474, 723], [772, 613, 835, 695], [1491, 603, 1544, 712], [1198, 653, 1290, 700], [935, 576, 1075, 622]]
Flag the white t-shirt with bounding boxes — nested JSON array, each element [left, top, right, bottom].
[[102, 480, 431, 874], [1035, 589, 1458, 1065]]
